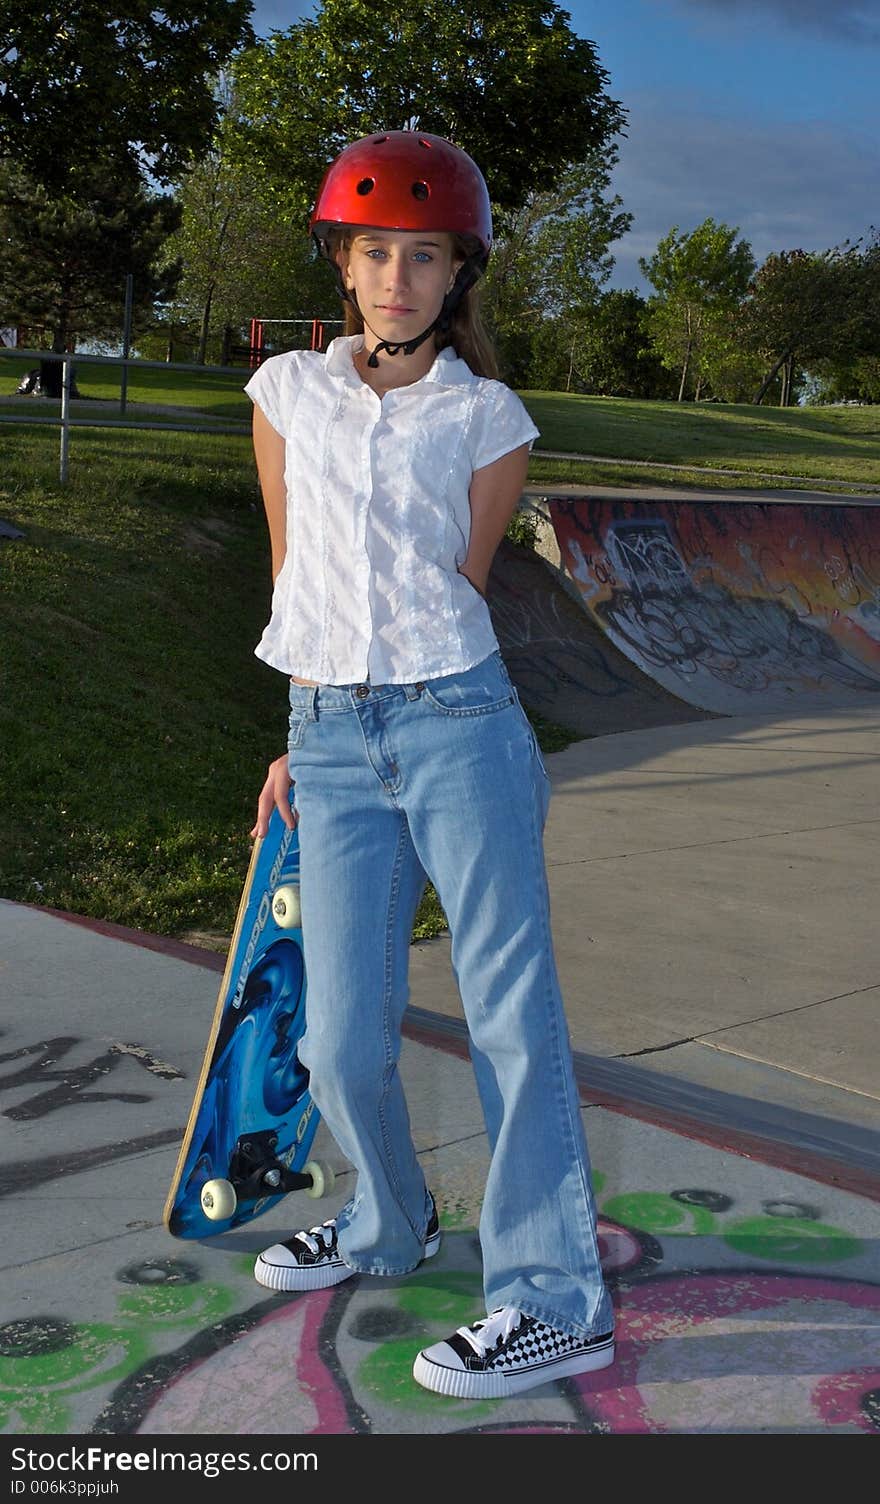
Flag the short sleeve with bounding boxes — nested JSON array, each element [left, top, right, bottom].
[[244, 354, 289, 438], [471, 382, 540, 470]]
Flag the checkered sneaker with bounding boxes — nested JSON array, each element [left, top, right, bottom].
[[413, 1305, 615, 1399], [254, 1196, 441, 1292]]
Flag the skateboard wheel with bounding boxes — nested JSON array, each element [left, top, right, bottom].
[[304, 1160, 335, 1199], [272, 884, 302, 930], [200, 1178, 237, 1221]]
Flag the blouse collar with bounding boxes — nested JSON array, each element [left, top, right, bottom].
[[324, 334, 474, 389]]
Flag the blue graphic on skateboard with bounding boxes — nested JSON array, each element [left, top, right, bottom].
[[164, 802, 333, 1238]]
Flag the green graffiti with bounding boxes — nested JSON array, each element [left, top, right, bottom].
[[0, 1261, 236, 1435], [724, 1217, 862, 1263], [592, 1171, 606, 1195], [358, 1336, 495, 1416], [0, 1321, 148, 1435], [355, 1254, 495, 1411], [0, 1388, 70, 1434], [602, 1193, 715, 1236], [116, 1282, 233, 1325], [436, 1203, 475, 1231], [396, 1270, 484, 1326]]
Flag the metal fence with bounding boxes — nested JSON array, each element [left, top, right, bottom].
[[0, 346, 255, 483]]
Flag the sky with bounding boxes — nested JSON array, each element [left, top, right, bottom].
[[245, 0, 879, 295]]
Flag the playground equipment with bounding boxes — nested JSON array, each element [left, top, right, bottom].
[[247, 317, 343, 367]]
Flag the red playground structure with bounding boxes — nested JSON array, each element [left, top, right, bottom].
[[248, 318, 342, 367]]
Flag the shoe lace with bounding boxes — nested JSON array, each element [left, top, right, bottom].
[[458, 1306, 523, 1357], [293, 1220, 337, 1258]]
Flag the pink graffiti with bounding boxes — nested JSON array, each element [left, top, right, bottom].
[[575, 1274, 880, 1434], [137, 1290, 355, 1435], [597, 1220, 644, 1274]]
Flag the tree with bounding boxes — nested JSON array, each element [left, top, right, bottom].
[[805, 356, 880, 405], [529, 288, 673, 397], [739, 245, 870, 406], [0, 3, 254, 191], [0, 158, 180, 357], [477, 151, 631, 386], [164, 81, 338, 365], [639, 219, 755, 401], [741, 250, 839, 405], [229, 0, 626, 218]]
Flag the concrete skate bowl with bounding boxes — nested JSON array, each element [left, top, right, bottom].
[[546, 495, 880, 717], [487, 536, 710, 736]]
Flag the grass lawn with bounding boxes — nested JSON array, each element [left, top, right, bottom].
[[522, 391, 880, 490], [0, 352, 250, 421], [2, 368, 878, 947], [3, 355, 879, 487]]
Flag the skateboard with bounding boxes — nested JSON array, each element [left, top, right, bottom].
[[164, 798, 333, 1238]]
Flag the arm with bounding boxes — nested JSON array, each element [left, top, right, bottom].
[[252, 404, 288, 582], [459, 442, 531, 597], [250, 404, 296, 838]]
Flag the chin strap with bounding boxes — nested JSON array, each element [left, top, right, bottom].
[[365, 326, 435, 368], [314, 236, 487, 368]]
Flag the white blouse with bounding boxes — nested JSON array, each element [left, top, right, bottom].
[[244, 335, 540, 685]]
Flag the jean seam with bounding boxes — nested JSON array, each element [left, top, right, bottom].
[[523, 761, 609, 1332], [420, 691, 514, 717], [377, 813, 416, 1236]]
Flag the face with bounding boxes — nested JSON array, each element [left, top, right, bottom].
[[339, 229, 460, 344]]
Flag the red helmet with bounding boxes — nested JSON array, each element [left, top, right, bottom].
[[310, 130, 492, 258]]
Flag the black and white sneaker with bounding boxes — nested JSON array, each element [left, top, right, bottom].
[[412, 1305, 615, 1398], [254, 1196, 442, 1292]]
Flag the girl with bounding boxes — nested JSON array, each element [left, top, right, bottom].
[[245, 130, 614, 1400]]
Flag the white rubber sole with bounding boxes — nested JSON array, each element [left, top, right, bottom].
[[253, 1253, 356, 1291], [254, 1227, 441, 1292], [412, 1334, 615, 1399]]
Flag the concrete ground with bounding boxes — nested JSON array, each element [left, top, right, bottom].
[[1, 702, 877, 1437]]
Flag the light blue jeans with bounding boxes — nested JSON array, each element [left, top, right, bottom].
[[287, 649, 613, 1339]]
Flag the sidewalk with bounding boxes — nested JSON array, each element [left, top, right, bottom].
[[1, 706, 877, 1436]]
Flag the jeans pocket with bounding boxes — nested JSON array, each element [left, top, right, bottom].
[[288, 711, 309, 751], [421, 653, 515, 717], [528, 726, 551, 783]]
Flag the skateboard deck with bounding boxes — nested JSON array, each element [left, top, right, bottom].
[[164, 800, 332, 1239]]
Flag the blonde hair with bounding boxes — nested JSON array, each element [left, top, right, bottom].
[[326, 230, 499, 380]]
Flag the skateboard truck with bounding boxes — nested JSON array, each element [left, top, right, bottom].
[[199, 1129, 334, 1222]]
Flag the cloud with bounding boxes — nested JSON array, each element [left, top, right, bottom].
[[676, 0, 880, 45], [607, 97, 878, 292]]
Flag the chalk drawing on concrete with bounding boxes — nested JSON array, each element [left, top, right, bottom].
[[570, 1273, 880, 1434], [3, 1192, 876, 1436]]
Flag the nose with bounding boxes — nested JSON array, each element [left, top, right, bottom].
[[384, 250, 411, 290]]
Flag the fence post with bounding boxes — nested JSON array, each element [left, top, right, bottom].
[[60, 354, 72, 484], [120, 273, 133, 416]]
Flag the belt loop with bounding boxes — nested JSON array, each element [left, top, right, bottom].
[[309, 686, 319, 720], [405, 681, 423, 701]]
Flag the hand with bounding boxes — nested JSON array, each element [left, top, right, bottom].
[[250, 753, 297, 840], [457, 565, 487, 599]]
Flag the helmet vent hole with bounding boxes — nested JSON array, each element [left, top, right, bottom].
[[373, 136, 389, 144], [418, 138, 432, 149], [411, 180, 430, 201], [356, 177, 375, 196]]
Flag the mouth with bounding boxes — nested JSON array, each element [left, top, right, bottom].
[[377, 305, 416, 316]]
